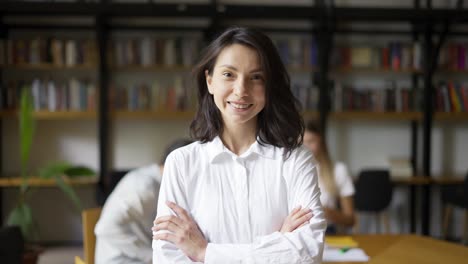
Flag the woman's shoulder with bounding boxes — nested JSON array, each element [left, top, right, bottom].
[[333, 162, 352, 180], [281, 145, 318, 167], [293, 145, 317, 162], [334, 161, 348, 171], [166, 140, 203, 161]]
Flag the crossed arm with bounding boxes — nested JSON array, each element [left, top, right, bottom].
[[152, 150, 326, 263], [152, 201, 314, 262]]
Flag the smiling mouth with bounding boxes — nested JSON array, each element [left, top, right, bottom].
[[228, 102, 253, 109]]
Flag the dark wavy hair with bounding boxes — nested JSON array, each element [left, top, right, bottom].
[[190, 26, 304, 157]]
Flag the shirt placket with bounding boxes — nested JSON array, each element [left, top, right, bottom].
[[234, 157, 251, 242]]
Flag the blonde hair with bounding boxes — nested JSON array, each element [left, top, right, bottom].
[[306, 121, 338, 197]]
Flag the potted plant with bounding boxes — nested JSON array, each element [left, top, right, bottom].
[[4, 89, 95, 263]]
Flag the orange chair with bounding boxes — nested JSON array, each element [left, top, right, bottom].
[[80, 207, 102, 264]]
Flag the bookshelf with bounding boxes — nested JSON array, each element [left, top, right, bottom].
[[0, 1, 466, 239], [0, 176, 98, 187], [332, 67, 422, 75], [0, 110, 97, 120], [434, 112, 468, 121], [5, 64, 97, 71], [114, 110, 195, 120], [111, 65, 191, 72], [329, 111, 422, 121]]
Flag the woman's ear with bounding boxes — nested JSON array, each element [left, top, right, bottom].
[[205, 70, 213, 95]]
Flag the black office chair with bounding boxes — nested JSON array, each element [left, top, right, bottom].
[[354, 169, 393, 234], [441, 172, 468, 243], [0, 226, 24, 264]]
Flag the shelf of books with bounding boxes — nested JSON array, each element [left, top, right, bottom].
[[330, 111, 422, 121], [1, 38, 97, 68], [331, 41, 422, 74], [433, 80, 468, 121], [332, 67, 422, 75], [111, 65, 191, 72], [0, 78, 98, 116], [114, 110, 195, 120], [5, 63, 97, 71], [0, 110, 97, 120], [0, 176, 98, 187]]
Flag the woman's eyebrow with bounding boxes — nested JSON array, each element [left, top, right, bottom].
[[218, 65, 263, 73]]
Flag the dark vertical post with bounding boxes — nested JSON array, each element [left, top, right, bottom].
[[410, 0, 421, 234], [96, 14, 110, 204], [316, 0, 334, 133], [204, 0, 221, 43], [421, 11, 433, 236], [0, 14, 6, 225], [410, 120, 418, 233]]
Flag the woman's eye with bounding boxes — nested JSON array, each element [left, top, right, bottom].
[[252, 74, 264, 81], [222, 72, 233, 78]]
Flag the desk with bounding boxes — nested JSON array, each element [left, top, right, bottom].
[[325, 235, 467, 264]]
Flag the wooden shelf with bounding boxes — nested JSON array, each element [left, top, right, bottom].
[[114, 110, 196, 119], [0, 110, 15, 118], [0, 111, 97, 120], [391, 176, 464, 185], [0, 176, 98, 187], [287, 66, 317, 73], [332, 67, 422, 75], [392, 176, 431, 185], [330, 111, 422, 121], [435, 69, 468, 75], [434, 112, 468, 122], [111, 65, 192, 72], [5, 63, 97, 71], [302, 111, 319, 120], [431, 177, 464, 185]]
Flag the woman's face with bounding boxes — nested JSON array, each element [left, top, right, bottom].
[[303, 130, 321, 156], [205, 44, 266, 129]]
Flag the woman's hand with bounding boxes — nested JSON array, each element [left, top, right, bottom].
[[280, 206, 313, 233], [152, 201, 208, 262]]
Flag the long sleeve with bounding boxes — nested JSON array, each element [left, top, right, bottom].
[[152, 152, 202, 264], [204, 147, 326, 264]]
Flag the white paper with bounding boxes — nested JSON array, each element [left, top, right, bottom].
[[323, 247, 370, 262]]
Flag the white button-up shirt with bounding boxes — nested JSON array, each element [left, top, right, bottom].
[[152, 137, 326, 264]]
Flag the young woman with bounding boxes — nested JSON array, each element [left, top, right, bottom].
[[152, 27, 326, 263], [303, 120, 356, 233]]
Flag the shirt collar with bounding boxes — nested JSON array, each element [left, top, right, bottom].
[[206, 136, 279, 163]]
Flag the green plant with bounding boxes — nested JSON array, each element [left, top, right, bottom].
[[6, 89, 95, 240]]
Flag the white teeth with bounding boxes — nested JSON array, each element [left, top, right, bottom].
[[230, 102, 250, 109]]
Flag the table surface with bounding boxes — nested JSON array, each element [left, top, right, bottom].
[[324, 234, 468, 264]]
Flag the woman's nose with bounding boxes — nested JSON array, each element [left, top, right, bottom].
[[233, 78, 248, 97]]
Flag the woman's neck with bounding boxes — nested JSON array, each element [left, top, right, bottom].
[[221, 122, 257, 156]]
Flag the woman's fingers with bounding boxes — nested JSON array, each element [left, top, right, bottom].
[[291, 208, 312, 221], [290, 206, 302, 216], [154, 215, 184, 228], [153, 220, 179, 233], [294, 212, 313, 227], [154, 232, 178, 244], [166, 201, 190, 221]]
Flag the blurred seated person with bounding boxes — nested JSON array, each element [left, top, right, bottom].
[[94, 139, 193, 264], [303, 120, 355, 233]]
